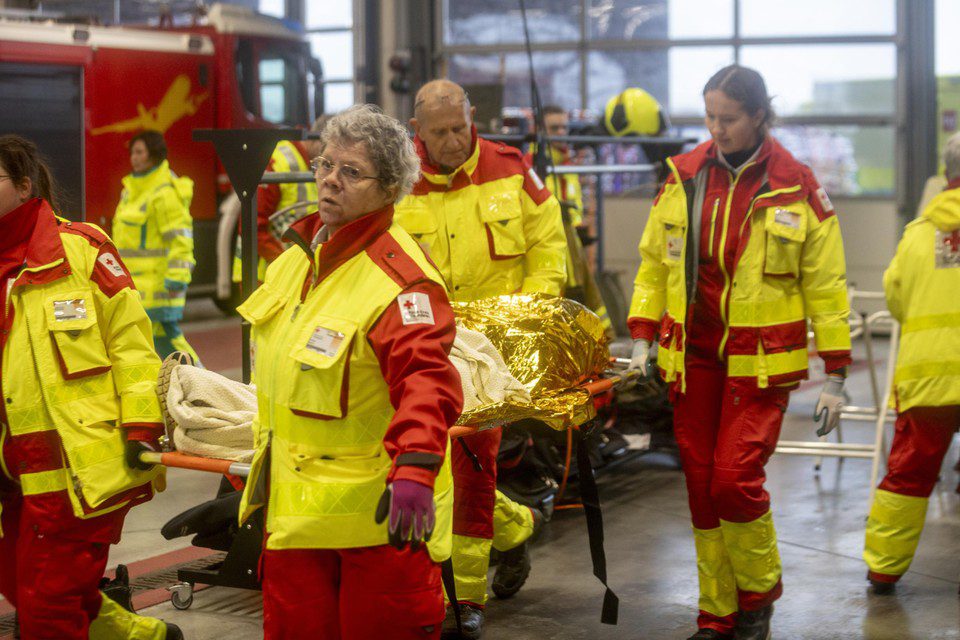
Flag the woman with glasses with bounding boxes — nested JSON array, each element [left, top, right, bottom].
[[236, 104, 463, 639], [113, 129, 199, 361]]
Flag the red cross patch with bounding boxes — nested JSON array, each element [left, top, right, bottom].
[[936, 229, 960, 269], [398, 292, 435, 326], [97, 252, 126, 277]]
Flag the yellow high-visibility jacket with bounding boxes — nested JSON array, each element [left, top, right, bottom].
[[1, 199, 163, 534], [884, 185, 960, 411], [114, 160, 195, 323], [629, 140, 851, 390], [236, 209, 458, 560], [395, 134, 567, 302]]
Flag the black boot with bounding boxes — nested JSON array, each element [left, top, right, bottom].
[[441, 603, 483, 639], [868, 576, 896, 595], [687, 630, 734, 640], [491, 508, 544, 599], [165, 623, 185, 640], [733, 605, 773, 640], [99, 564, 135, 612]]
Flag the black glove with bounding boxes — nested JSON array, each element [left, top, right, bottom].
[[125, 440, 158, 471]]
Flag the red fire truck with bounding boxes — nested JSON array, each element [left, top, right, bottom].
[[0, 3, 321, 298]]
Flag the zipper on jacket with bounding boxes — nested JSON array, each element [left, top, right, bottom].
[[708, 198, 720, 258], [715, 163, 754, 361]]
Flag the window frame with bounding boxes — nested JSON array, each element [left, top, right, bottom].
[[438, 0, 911, 200]]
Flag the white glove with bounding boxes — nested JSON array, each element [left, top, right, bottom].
[[628, 339, 651, 376], [814, 374, 845, 437]]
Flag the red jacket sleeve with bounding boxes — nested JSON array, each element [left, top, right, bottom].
[[367, 280, 463, 489], [627, 317, 658, 342], [256, 156, 285, 262]]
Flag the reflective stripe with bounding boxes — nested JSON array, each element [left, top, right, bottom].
[[728, 295, 805, 326], [152, 290, 186, 300], [693, 525, 738, 618], [902, 312, 960, 334], [895, 359, 960, 382], [451, 533, 493, 606], [276, 143, 309, 205], [119, 248, 167, 258], [863, 489, 928, 577], [20, 467, 69, 496], [727, 348, 808, 380], [720, 510, 781, 594], [162, 228, 193, 241], [166, 259, 195, 271]]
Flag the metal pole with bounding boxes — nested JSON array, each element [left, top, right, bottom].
[[240, 189, 257, 383]]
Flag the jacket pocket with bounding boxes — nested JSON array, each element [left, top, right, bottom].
[[396, 202, 440, 256], [480, 192, 525, 259], [658, 201, 687, 265], [237, 284, 287, 327], [44, 293, 112, 379], [113, 204, 149, 250], [758, 321, 808, 355], [763, 206, 807, 277], [286, 314, 357, 419]]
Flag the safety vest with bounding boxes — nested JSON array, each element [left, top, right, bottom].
[[1, 202, 163, 533], [395, 135, 567, 302], [630, 145, 851, 390], [114, 160, 195, 322], [236, 221, 453, 560], [885, 186, 960, 411]]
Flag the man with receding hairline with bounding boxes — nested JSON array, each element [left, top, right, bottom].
[[397, 79, 567, 639]]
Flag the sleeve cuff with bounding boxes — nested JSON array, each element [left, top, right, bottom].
[[627, 317, 658, 342], [821, 353, 853, 374], [124, 423, 164, 443], [389, 464, 437, 489]]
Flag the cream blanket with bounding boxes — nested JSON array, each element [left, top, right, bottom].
[[166, 366, 257, 462], [451, 326, 530, 412], [164, 327, 525, 460]]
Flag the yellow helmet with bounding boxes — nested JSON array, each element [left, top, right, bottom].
[[603, 88, 667, 137]]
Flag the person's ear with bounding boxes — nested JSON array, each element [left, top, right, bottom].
[[410, 117, 420, 137], [469, 105, 476, 122], [16, 177, 32, 202]]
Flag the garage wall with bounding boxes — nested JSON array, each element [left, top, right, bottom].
[[601, 196, 900, 316]]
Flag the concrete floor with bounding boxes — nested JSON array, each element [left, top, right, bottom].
[[3, 302, 959, 639]]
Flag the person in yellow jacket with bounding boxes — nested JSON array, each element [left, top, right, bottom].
[[526, 105, 613, 335], [627, 66, 851, 640], [231, 138, 318, 284], [113, 130, 199, 362], [0, 134, 179, 639], [236, 105, 463, 639], [395, 79, 566, 639], [864, 131, 960, 594]]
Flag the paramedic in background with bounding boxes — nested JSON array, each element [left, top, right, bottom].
[[863, 131, 960, 593], [0, 134, 181, 639], [114, 130, 200, 362], [529, 104, 612, 334], [627, 65, 851, 640], [396, 79, 567, 639], [236, 105, 463, 639]]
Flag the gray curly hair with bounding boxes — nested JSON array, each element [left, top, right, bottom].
[[319, 104, 420, 202], [945, 132, 960, 182]]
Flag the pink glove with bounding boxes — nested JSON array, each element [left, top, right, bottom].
[[374, 480, 435, 549]]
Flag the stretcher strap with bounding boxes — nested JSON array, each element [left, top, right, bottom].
[[440, 558, 462, 633], [576, 427, 619, 625]]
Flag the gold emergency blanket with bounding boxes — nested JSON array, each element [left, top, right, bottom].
[[453, 293, 610, 429]]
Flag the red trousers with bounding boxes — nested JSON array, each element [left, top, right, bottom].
[[673, 358, 788, 631], [452, 428, 501, 538], [880, 405, 960, 497], [0, 492, 126, 640], [261, 545, 444, 640]]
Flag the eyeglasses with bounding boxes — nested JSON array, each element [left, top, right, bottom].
[[0, 175, 10, 182], [310, 156, 380, 186]]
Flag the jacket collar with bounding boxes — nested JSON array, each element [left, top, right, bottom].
[[122, 160, 172, 197], [414, 125, 481, 186], [12, 198, 71, 287], [672, 137, 806, 195], [948, 176, 960, 191], [284, 205, 394, 283]]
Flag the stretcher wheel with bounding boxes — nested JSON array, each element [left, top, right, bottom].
[[168, 582, 194, 610]]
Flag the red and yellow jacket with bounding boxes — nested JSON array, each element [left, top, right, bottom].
[[1, 199, 163, 542], [394, 128, 567, 302], [629, 138, 851, 391]]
